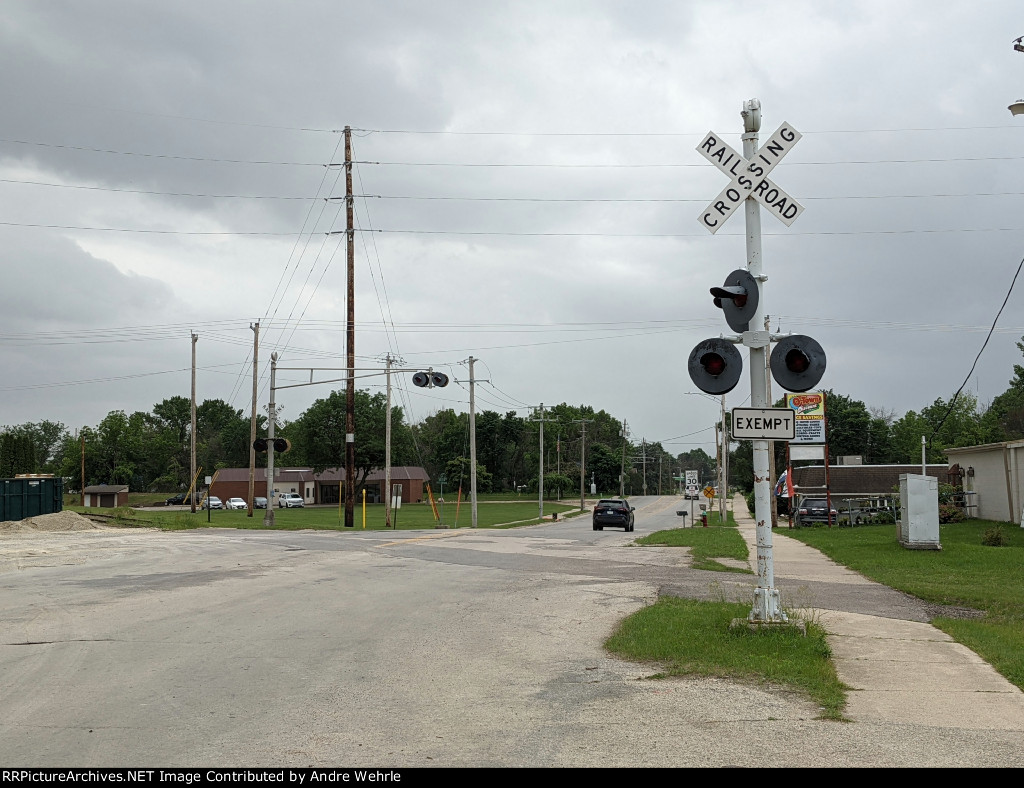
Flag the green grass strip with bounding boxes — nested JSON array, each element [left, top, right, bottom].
[[605, 597, 848, 720]]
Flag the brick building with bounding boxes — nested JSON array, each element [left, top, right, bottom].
[[209, 466, 429, 506]]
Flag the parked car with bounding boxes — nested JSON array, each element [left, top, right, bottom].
[[165, 492, 201, 506], [254, 497, 268, 509], [592, 498, 634, 531], [225, 497, 247, 510], [795, 497, 837, 526], [277, 492, 305, 508], [201, 496, 223, 510]]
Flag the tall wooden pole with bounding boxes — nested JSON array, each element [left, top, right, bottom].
[[191, 332, 198, 514], [248, 322, 259, 517], [468, 356, 478, 529], [344, 126, 356, 528], [385, 354, 393, 529]]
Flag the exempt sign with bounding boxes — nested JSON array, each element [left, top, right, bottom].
[[731, 408, 795, 440]]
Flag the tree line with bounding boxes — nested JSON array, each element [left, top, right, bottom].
[[3, 336, 1023, 496]]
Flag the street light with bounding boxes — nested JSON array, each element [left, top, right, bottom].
[[1010, 37, 1024, 115]]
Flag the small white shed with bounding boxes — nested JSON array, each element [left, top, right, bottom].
[[945, 440, 1024, 525]]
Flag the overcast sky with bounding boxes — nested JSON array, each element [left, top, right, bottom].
[[2, 1, 1024, 460]]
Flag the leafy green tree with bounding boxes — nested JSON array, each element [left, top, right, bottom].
[[412, 408, 469, 485], [981, 335, 1024, 441], [95, 410, 149, 486], [588, 442, 621, 493], [675, 449, 716, 486], [443, 457, 493, 494], [196, 399, 252, 471], [542, 472, 573, 499], [296, 389, 413, 493], [0, 431, 36, 477]]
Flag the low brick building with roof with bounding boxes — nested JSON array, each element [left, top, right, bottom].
[[209, 466, 429, 506], [789, 463, 950, 500], [83, 484, 129, 508]]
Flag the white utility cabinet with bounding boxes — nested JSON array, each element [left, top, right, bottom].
[[898, 474, 941, 550]]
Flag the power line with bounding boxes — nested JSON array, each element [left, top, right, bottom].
[[928, 254, 1024, 443], [0, 138, 327, 165], [10, 178, 1024, 205], [352, 124, 1024, 136]]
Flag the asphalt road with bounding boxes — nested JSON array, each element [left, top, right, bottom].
[[1, 496, 1020, 767]]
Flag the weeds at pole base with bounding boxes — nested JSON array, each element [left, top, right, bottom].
[[605, 596, 849, 721]]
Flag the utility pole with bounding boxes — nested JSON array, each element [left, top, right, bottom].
[[572, 418, 593, 511], [248, 322, 259, 517], [344, 125, 356, 529], [659, 452, 663, 496], [642, 439, 648, 496], [80, 433, 85, 506], [385, 354, 393, 529], [632, 442, 653, 496], [619, 420, 629, 498], [530, 404, 555, 519], [190, 332, 198, 514], [468, 356, 478, 528], [556, 430, 561, 500], [264, 353, 278, 528]]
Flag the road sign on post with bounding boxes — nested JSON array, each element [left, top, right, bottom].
[[731, 408, 796, 440]]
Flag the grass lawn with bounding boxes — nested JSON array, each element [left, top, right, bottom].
[[605, 597, 847, 720], [783, 519, 1024, 691], [67, 500, 582, 531]]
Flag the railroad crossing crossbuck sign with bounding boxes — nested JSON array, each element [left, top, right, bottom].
[[697, 123, 804, 234]]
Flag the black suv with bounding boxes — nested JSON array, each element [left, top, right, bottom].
[[165, 492, 202, 506], [795, 497, 837, 526], [593, 499, 635, 531]]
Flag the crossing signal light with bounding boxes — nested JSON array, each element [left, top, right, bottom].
[[710, 269, 759, 332], [254, 437, 292, 453], [770, 335, 826, 392], [413, 369, 449, 388], [688, 338, 743, 394]]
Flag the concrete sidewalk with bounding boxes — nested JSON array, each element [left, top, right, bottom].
[[730, 496, 1024, 730]]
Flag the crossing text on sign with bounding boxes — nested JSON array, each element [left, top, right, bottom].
[[695, 123, 804, 233]]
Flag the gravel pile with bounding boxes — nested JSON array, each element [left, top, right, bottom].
[[0, 510, 107, 534]]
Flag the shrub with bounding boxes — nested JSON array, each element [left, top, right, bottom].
[[938, 505, 966, 524], [112, 506, 137, 524], [982, 525, 1009, 547], [874, 511, 896, 525], [745, 490, 755, 516]]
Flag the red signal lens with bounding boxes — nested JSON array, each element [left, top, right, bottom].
[[785, 348, 810, 374], [701, 352, 726, 376]]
